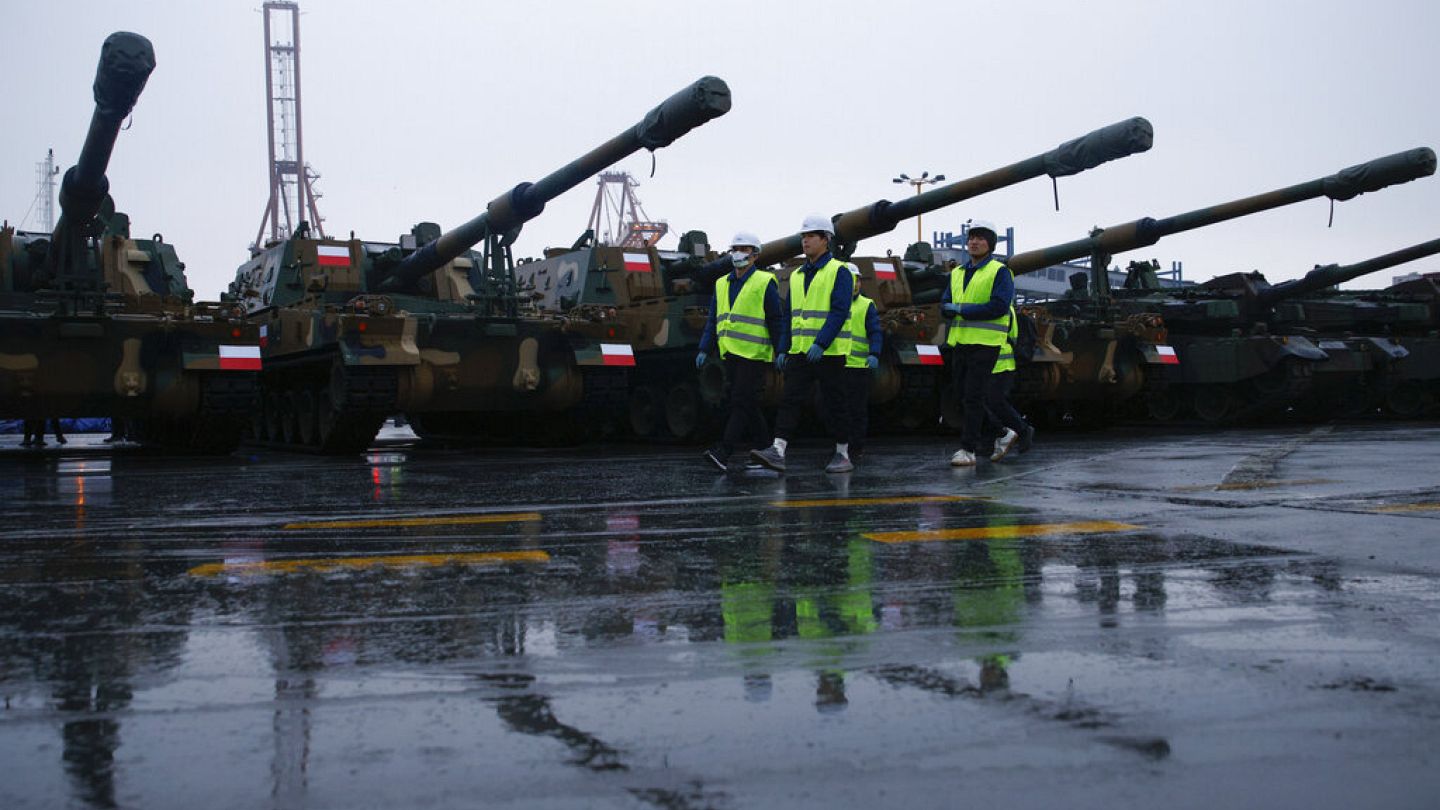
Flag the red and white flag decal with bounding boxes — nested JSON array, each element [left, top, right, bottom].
[[623, 252, 651, 272], [1154, 345, 1179, 365], [600, 343, 636, 367], [873, 262, 897, 280], [317, 245, 351, 267], [916, 344, 944, 366], [219, 345, 262, 371], [259, 324, 269, 349]]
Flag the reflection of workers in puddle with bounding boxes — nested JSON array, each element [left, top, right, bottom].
[[793, 538, 879, 712], [953, 538, 1025, 693], [720, 529, 879, 712]]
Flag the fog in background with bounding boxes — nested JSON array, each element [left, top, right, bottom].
[[3, 0, 1437, 299]]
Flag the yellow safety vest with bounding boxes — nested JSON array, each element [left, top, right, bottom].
[[946, 258, 1011, 347], [993, 306, 1018, 373], [843, 295, 876, 369], [788, 258, 847, 357], [715, 269, 777, 362]]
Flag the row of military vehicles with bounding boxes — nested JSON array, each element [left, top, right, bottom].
[[5, 33, 1439, 455]]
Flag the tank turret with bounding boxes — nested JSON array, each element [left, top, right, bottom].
[[372, 76, 730, 293]]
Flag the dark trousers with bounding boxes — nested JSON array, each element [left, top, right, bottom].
[[775, 353, 848, 445], [718, 356, 770, 458], [983, 371, 1027, 437], [843, 367, 871, 455], [950, 344, 1000, 453]]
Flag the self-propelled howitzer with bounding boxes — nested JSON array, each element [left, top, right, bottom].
[[231, 77, 731, 452], [1001, 148, 1436, 424], [1, 32, 262, 453]]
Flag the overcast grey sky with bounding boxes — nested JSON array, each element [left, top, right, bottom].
[[4, 0, 1437, 299]]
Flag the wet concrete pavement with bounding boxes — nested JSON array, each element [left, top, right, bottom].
[[1, 424, 1438, 809]]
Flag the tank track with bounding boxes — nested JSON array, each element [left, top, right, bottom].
[[132, 373, 258, 455], [248, 355, 398, 454]]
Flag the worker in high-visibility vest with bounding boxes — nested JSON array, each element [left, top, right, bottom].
[[749, 215, 855, 475], [984, 305, 1035, 461], [697, 231, 785, 471], [838, 263, 882, 462], [941, 219, 1014, 467]]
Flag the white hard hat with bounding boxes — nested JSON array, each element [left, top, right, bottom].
[[845, 262, 861, 277], [799, 214, 834, 237], [966, 219, 999, 238], [729, 231, 762, 251]]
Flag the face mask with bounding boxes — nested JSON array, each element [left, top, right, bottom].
[[730, 251, 752, 269]]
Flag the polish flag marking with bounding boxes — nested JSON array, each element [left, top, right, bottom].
[[1147, 344, 1180, 365], [600, 343, 636, 367], [219, 345, 263, 371], [317, 245, 351, 267], [916, 344, 944, 366], [873, 262, 897, 280], [259, 324, 269, 349], [623, 252, 652, 272]]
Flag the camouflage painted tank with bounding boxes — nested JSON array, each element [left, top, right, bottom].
[[514, 116, 1154, 441], [1259, 238, 1440, 418], [228, 76, 731, 452], [0, 32, 262, 453], [996, 147, 1437, 426]]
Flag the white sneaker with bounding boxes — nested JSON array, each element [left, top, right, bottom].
[[991, 429, 1019, 462], [949, 449, 976, 467]]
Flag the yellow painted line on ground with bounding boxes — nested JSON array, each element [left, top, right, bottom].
[[189, 550, 550, 577], [773, 495, 987, 508], [864, 520, 1141, 544], [282, 512, 541, 530], [1374, 502, 1440, 514]]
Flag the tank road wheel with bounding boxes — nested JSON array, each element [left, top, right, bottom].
[[1382, 382, 1427, 419], [629, 385, 663, 438], [1191, 385, 1239, 424], [665, 382, 701, 440], [265, 391, 287, 445], [295, 388, 320, 447], [316, 389, 340, 447], [1145, 388, 1183, 422]]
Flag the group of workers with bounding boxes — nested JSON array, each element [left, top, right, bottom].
[[697, 215, 1035, 474]]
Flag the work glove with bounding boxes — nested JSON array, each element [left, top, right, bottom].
[[940, 303, 962, 319], [695, 352, 708, 370], [866, 355, 879, 370], [806, 344, 824, 363], [774, 354, 788, 373]]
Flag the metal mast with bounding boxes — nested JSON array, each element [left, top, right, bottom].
[[253, 1, 325, 251], [586, 171, 668, 248], [30, 148, 59, 231]]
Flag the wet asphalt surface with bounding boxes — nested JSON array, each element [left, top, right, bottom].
[[1, 423, 1439, 809]]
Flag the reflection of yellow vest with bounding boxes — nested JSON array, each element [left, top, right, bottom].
[[715, 269, 776, 362], [722, 581, 775, 643], [843, 296, 875, 369], [993, 306, 1018, 373], [788, 258, 847, 357], [946, 258, 1011, 347]]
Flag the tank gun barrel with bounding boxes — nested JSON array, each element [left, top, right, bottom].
[[1254, 236, 1440, 308], [377, 76, 731, 291], [1009, 147, 1437, 275], [57, 32, 155, 231], [749, 116, 1153, 267]]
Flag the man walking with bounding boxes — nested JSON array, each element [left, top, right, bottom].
[[750, 215, 854, 474], [942, 220, 1014, 466], [697, 231, 784, 471]]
